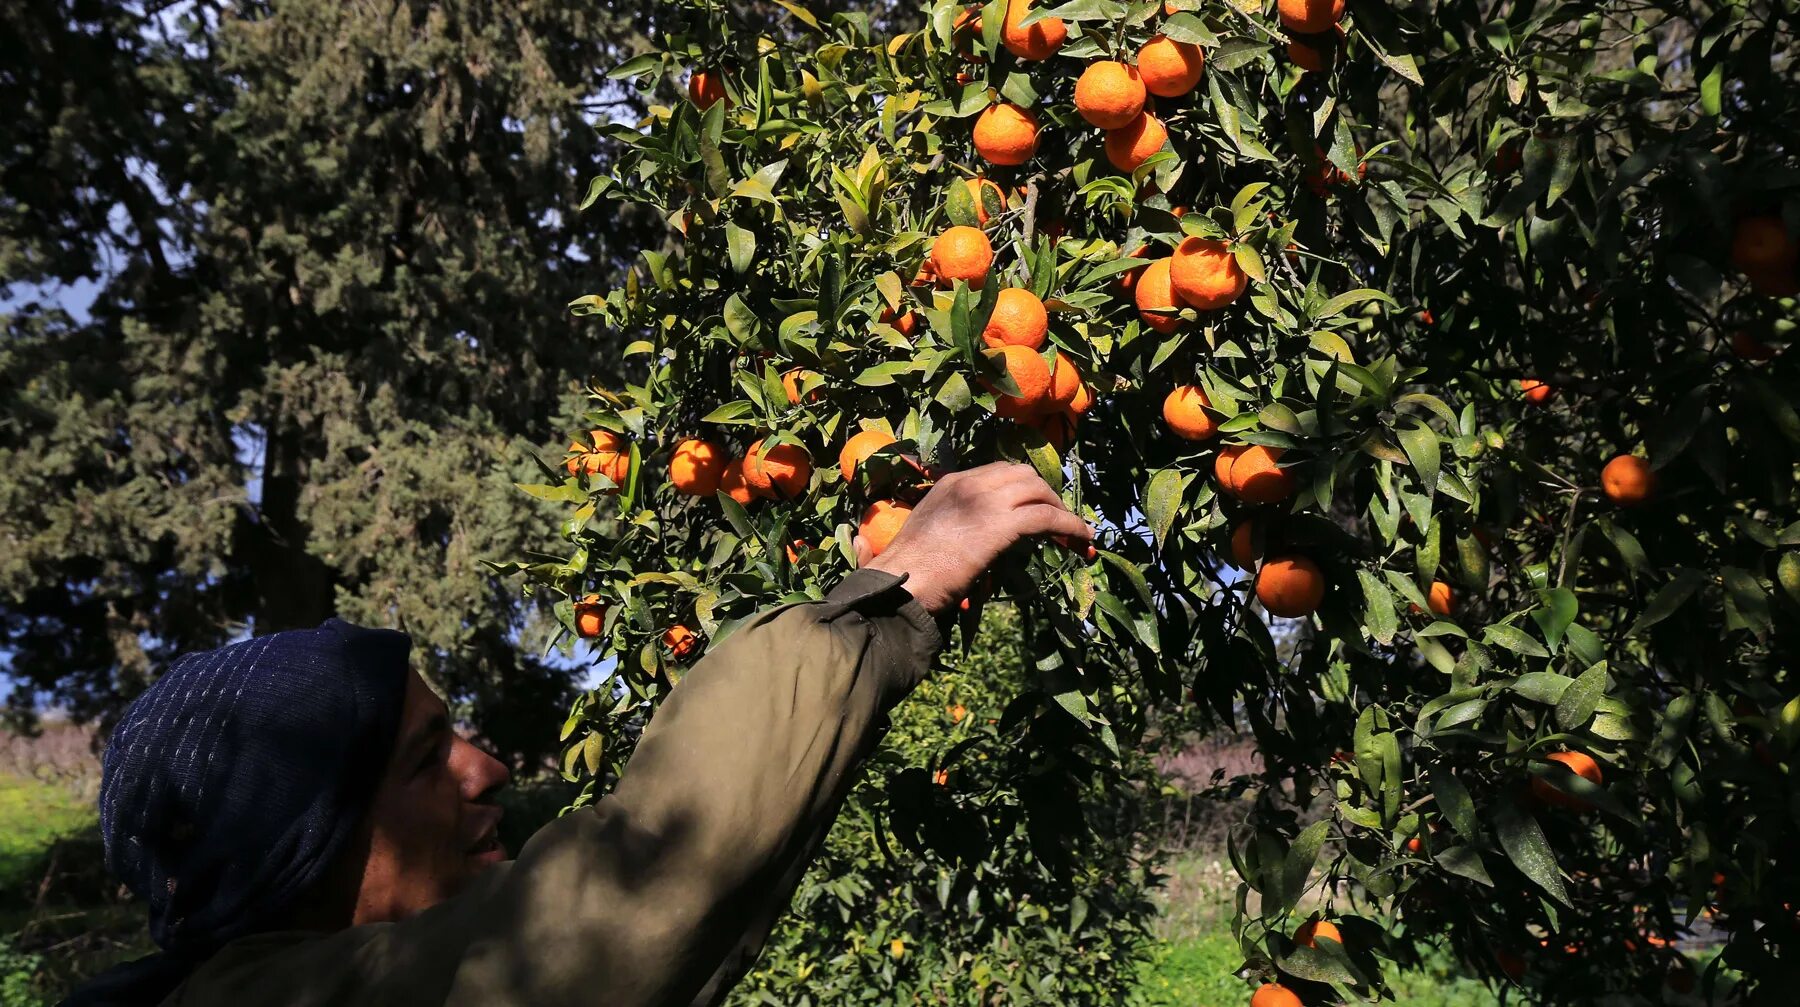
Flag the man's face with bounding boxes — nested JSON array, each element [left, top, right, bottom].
[[344, 670, 512, 924]]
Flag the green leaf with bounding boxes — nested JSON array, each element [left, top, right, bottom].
[[725, 222, 757, 275], [1396, 419, 1441, 492], [1159, 12, 1219, 46], [1429, 766, 1479, 838], [1484, 623, 1550, 658], [1492, 800, 1570, 905], [1144, 469, 1186, 551], [1630, 568, 1706, 634], [1511, 671, 1574, 705], [700, 399, 758, 424], [577, 175, 611, 211], [1356, 570, 1397, 645], [770, 0, 820, 29], [1554, 660, 1607, 731], [1435, 845, 1494, 886], [1722, 567, 1772, 638], [1313, 287, 1396, 320], [731, 160, 790, 204], [1531, 588, 1578, 652], [1276, 819, 1329, 915]]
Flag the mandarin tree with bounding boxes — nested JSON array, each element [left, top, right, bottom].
[[508, 0, 1800, 1002]]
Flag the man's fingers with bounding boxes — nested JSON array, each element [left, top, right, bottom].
[[1010, 504, 1093, 546], [852, 534, 873, 568]]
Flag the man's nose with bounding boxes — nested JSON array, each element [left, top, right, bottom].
[[452, 735, 512, 801]]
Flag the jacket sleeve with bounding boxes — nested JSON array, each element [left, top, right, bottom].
[[445, 568, 940, 1006]]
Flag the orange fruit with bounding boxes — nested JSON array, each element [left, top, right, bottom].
[[579, 430, 632, 494], [1600, 454, 1655, 506], [781, 368, 817, 405], [952, 8, 984, 60], [1134, 257, 1182, 333], [880, 305, 921, 337], [1427, 580, 1456, 617], [1214, 444, 1247, 488], [932, 225, 995, 287], [1137, 35, 1204, 97], [1027, 409, 1078, 449], [1251, 982, 1303, 1007], [1304, 145, 1366, 195], [1492, 140, 1524, 175], [719, 457, 756, 506], [590, 429, 627, 454], [1295, 919, 1341, 948], [1531, 750, 1603, 809], [1519, 378, 1556, 404], [1288, 37, 1331, 72], [966, 178, 1008, 225], [1068, 379, 1094, 416], [1104, 112, 1168, 174], [785, 538, 807, 563], [574, 595, 607, 638], [1495, 949, 1527, 981], [670, 438, 728, 496], [911, 259, 938, 287], [1048, 351, 1082, 407], [1731, 214, 1797, 274], [1171, 237, 1248, 310], [987, 343, 1054, 418], [744, 438, 813, 499], [1404, 835, 1425, 854], [1731, 331, 1778, 360], [1115, 245, 1150, 295], [1278, 0, 1346, 34], [973, 102, 1040, 166], [662, 624, 699, 660], [688, 70, 728, 110], [860, 499, 913, 557], [948, 703, 968, 723], [983, 288, 1049, 349], [1256, 555, 1326, 618], [1074, 61, 1146, 129], [1229, 519, 1262, 568], [1230, 445, 1297, 504], [839, 428, 897, 481], [1163, 385, 1219, 440], [1001, 0, 1067, 60]]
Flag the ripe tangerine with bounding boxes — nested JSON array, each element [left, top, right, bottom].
[[983, 288, 1050, 349], [1256, 555, 1326, 618], [1163, 385, 1219, 441], [1137, 34, 1204, 97], [973, 102, 1040, 166], [670, 438, 728, 496], [1600, 454, 1655, 506], [860, 499, 913, 558], [1074, 61, 1146, 129]]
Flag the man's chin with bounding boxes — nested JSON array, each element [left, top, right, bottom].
[[467, 844, 508, 868]]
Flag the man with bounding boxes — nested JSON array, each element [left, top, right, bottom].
[[67, 462, 1090, 1006]]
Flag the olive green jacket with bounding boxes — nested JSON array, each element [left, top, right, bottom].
[[164, 569, 940, 1006]]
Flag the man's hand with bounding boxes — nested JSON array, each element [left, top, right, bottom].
[[856, 462, 1092, 615]]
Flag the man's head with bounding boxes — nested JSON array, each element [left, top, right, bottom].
[[303, 667, 511, 927], [98, 620, 510, 952]]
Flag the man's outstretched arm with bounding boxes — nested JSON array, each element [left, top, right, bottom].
[[181, 464, 1089, 1007]]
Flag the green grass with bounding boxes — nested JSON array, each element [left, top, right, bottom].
[[0, 772, 94, 892], [1137, 929, 1503, 1007]]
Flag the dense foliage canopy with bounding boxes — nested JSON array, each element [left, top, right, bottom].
[[530, 0, 1800, 1002]]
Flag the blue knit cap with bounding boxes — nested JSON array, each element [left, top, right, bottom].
[[97, 619, 410, 952]]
